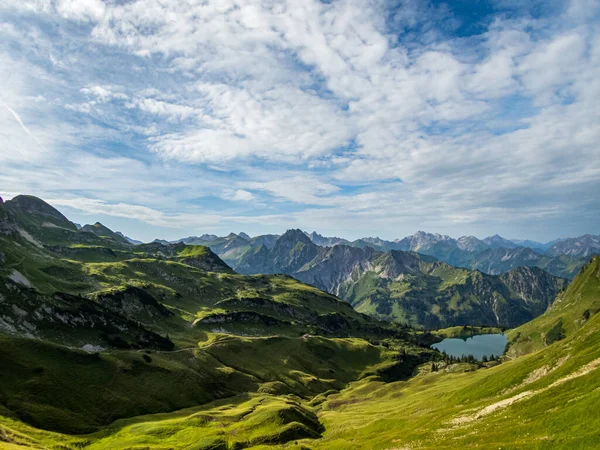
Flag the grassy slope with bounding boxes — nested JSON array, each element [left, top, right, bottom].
[[308, 257, 600, 449], [1, 201, 423, 438], [0, 334, 399, 436], [506, 256, 600, 357], [1, 200, 598, 449], [313, 315, 600, 449], [3, 311, 599, 448], [3, 258, 598, 449]]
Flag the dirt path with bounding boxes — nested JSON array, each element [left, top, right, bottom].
[[451, 357, 600, 425]]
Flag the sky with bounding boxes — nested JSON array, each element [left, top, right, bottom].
[[0, 0, 599, 243]]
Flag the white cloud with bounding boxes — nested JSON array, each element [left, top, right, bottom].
[[49, 197, 223, 228], [56, 0, 105, 22], [242, 175, 340, 205], [222, 189, 255, 202], [0, 0, 599, 240], [80, 85, 128, 102], [150, 83, 352, 164], [125, 98, 198, 121]]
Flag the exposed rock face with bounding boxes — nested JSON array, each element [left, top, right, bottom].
[[449, 246, 583, 279], [482, 234, 520, 249], [179, 229, 589, 280], [307, 231, 350, 247], [294, 245, 378, 296], [459, 247, 542, 274], [546, 234, 600, 258], [0, 282, 174, 350], [456, 235, 488, 253], [250, 234, 280, 249], [91, 286, 174, 322], [177, 234, 219, 244], [500, 266, 567, 318], [271, 229, 320, 273], [396, 230, 456, 253], [233, 244, 272, 274]]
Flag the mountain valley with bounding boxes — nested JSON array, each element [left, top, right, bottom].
[[0, 195, 599, 449]]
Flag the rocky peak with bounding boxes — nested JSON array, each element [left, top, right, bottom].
[[376, 250, 422, 278], [238, 232, 251, 240], [277, 229, 313, 246], [402, 230, 456, 252], [483, 234, 519, 249], [456, 235, 488, 252], [272, 229, 319, 272], [308, 231, 350, 246]]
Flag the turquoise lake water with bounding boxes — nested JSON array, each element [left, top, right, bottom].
[[431, 334, 508, 360]]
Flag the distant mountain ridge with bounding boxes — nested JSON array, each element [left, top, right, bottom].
[[199, 229, 569, 328], [174, 229, 595, 281]]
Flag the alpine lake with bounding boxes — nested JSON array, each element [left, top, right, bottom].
[[431, 333, 508, 360]]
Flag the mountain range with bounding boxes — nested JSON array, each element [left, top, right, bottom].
[[116, 227, 597, 329], [0, 194, 599, 448], [0, 196, 577, 331], [206, 229, 567, 328], [163, 230, 597, 281]]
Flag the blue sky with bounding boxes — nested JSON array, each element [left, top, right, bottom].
[[0, 0, 599, 243]]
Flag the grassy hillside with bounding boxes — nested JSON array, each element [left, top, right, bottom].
[[1, 197, 599, 449], [0, 334, 413, 435], [342, 257, 567, 329], [506, 256, 600, 357], [1, 259, 599, 448], [0, 196, 431, 439]]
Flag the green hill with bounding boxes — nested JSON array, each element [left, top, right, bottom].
[[1, 196, 599, 449], [506, 255, 600, 357], [1, 256, 599, 448], [0, 196, 427, 438]]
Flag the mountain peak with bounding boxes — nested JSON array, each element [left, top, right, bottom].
[[80, 222, 130, 244], [483, 234, 519, 249], [6, 195, 71, 224], [279, 229, 313, 245]]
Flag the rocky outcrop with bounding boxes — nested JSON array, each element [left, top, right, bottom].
[[500, 266, 567, 316], [0, 281, 173, 350]]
